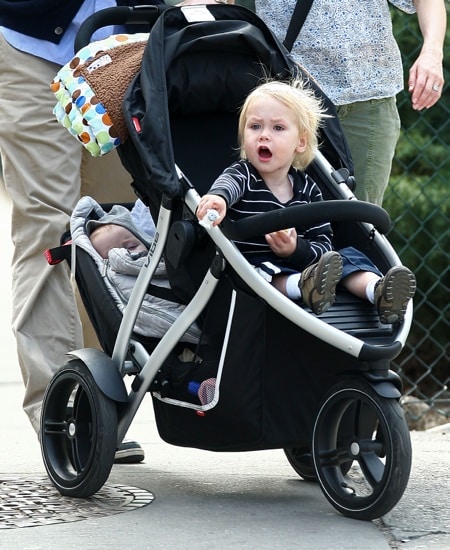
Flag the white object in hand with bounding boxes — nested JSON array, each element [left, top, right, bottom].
[[199, 208, 220, 229], [206, 209, 219, 222]]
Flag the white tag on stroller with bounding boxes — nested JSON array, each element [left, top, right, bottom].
[[181, 6, 216, 22]]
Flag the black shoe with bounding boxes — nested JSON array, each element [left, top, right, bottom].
[[114, 439, 145, 464]]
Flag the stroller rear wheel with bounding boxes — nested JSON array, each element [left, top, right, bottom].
[[312, 378, 411, 521], [284, 447, 317, 481], [284, 440, 353, 482], [40, 359, 117, 497]]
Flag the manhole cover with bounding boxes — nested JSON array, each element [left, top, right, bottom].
[[0, 476, 154, 529]]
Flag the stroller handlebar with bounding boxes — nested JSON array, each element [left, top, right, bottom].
[[221, 200, 392, 241], [74, 5, 167, 52]]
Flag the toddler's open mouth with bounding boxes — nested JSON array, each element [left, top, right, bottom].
[[258, 145, 272, 160]]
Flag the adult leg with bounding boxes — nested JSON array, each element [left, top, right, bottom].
[[336, 98, 401, 205], [0, 36, 139, 440], [0, 37, 84, 433]]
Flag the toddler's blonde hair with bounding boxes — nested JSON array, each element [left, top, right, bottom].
[[238, 79, 329, 170]]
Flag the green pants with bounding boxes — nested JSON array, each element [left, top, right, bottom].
[[336, 97, 401, 206]]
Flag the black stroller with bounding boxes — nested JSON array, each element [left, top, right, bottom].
[[41, 4, 413, 521]]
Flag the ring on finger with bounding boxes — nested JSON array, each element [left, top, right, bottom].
[[432, 84, 440, 92]]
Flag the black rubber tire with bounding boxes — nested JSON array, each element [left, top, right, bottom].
[[312, 378, 412, 520], [40, 359, 118, 497], [284, 447, 317, 481], [284, 442, 353, 483]]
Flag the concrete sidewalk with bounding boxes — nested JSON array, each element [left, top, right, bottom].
[[0, 379, 390, 549], [0, 189, 449, 549], [381, 423, 450, 549], [0, 370, 449, 549]]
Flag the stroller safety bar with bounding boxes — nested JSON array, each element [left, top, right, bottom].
[[222, 199, 391, 241], [184, 189, 404, 362]]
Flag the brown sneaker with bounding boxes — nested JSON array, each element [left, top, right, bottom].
[[374, 266, 416, 324], [299, 251, 343, 315]]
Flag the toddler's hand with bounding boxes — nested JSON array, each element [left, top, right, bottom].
[[265, 228, 297, 257], [196, 194, 226, 226]]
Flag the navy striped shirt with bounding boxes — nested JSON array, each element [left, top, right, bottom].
[[209, 160, 334, 272]]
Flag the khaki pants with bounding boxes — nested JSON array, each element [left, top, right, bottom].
[[0, 34, 135, 434]]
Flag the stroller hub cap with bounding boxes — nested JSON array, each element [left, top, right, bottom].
[[350, 442, 360, 457], [68, 422, 76, 437]]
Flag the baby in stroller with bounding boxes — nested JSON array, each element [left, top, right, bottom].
[[197, 80, 416, 324], [70, 195, 201, 344], [88, 203, 150, 260]]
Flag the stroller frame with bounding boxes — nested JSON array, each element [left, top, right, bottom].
[[41, 4, 412, 521]]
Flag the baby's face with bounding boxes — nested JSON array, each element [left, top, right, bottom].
[[90, 224, 147, 259]]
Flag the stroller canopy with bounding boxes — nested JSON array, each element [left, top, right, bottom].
[[121, 5, 352, 202]]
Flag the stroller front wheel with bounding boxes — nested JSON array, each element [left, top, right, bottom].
[[40, 359, 118, 497], [312, 378, 412, 521]]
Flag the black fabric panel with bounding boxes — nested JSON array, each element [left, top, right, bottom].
[[0, 0, 84, 42], [152, 286, 267, 450], [74, 247, 158, 356], [121, 4, 353, 203]]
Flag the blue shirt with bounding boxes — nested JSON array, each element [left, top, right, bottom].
[[0, 0, 120, 65]]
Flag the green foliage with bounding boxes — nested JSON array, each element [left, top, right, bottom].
[[385, 176, 448, 316], [384, 6, 449, 399]]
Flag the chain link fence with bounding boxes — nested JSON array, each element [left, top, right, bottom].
[[386, 7, 449, 428]]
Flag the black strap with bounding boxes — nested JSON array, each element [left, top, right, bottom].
[[146, 282, 182, 304], [283, 0, 314, 52]]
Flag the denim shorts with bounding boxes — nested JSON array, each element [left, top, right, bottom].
[[250, 246, 381, 281], [339, 246, 382, 279]]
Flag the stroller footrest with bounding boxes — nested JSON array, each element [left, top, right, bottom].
[[316, 291, 394, 339]]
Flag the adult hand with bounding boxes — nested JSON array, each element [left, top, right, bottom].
[[409, 0, 446, 111], [408, 50, 444, 111]]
